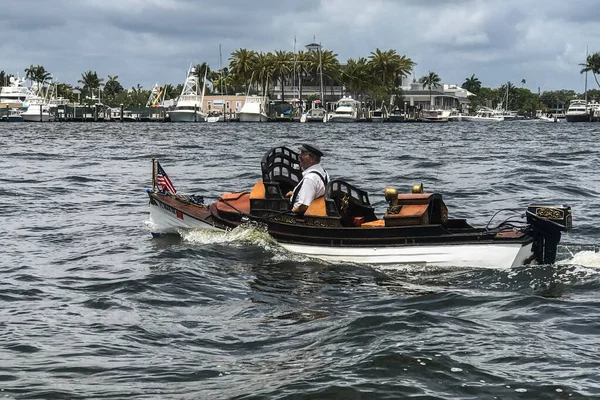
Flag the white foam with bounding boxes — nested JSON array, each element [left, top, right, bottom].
[[451, 367, 463, 372], [180, 224, 314, 264], [559, 250, 600, 268]]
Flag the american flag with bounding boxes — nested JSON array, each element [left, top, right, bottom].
[[156, 161, 177, 194]]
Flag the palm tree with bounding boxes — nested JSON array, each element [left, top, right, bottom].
[[193, 62, 210, 89], [24, 65, 52, 94], [295, 50, 310, 101], [104, 75, 124, 99], [368, 48, 403, 88], [55, 82, 74, 101], [419, 71, 442, 108], [308, 49, 340, 99], [272, 50, 293, 102], [254, 52, 275, 95], [78, 70, 104, 100], [462, 74, 481, 93], [580, 52, 600, 89], [79, 71, 104, 103], [229, 48, 257, 92], [341, 57, 371, 99], [0, 71, 13, 86], [395, 55, 416, 86], [521, 78, 526, 88]]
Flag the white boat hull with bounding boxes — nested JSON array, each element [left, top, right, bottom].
[[22, 113, 51, 122], [239, 112, 269, 122], [150, 201, 218, 232], [149, 201, 533, 269], [462, 115, 504, 122], [329, 115, 358, 123], [169, 110, 206, 122], [281, 242, 533, 269]]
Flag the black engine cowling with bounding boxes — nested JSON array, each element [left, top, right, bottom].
[[526, 205, 572, 264]]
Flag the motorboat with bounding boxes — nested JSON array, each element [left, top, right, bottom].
[[421, 109, 450, 122], [388, 108, 405, 122], [370, 108, 387, 123], [146, 146, 572, 269], [537, 114, 559, 123], [169, 65, 207, 122], [462, 107, 504, 122], [329, 97, 361, 122], [448, 110, 463, 122], [238, 95, 269, 122], [0, 108, 23, 122], [301, 107, 327, 123], [21, 97, 52, 122], [565, 100, 589, 123]]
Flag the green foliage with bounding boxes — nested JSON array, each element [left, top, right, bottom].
[[0, 71, 14, 86], [580, 51, 600, 88], [419, 71, 441, 105], [539, 89, 578, 109], [462, 74, 482, 93]]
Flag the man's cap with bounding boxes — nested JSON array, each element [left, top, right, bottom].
[[298, 143, 324, 157]]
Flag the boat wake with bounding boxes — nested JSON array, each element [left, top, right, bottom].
[[558, 248, 600, 268], [179, 223, 314, 263]]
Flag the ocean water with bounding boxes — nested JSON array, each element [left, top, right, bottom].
[[1, 121, 600, 399]]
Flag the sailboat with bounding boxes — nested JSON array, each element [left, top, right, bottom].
[[169, 65, 207, 122]]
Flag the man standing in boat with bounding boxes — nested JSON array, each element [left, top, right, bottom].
[[286, 144, 330, 214]]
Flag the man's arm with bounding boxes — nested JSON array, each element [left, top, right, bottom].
[[292, 204, 308, 214]]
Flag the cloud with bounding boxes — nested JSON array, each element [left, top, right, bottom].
[[1, 0, 599, 92]]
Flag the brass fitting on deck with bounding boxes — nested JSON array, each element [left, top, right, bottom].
[[384, 186, 398, 207], [412, 183, 424, 193]]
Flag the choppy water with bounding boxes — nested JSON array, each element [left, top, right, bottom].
[[2, 121, 600, 399]]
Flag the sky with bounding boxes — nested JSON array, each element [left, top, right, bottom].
[[2, 0, 599, 93]]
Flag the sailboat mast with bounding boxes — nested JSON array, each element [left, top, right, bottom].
[[585, 45, 589, 104], [319, 43, 324, 105]]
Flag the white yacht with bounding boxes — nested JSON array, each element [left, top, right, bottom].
[[565, 100, 589, 122], [169, 65, 207, 122], [0, 77, 30, 109], [238, 95, 269, 122], [462, 107, 504, 122], [328, 97, 361, 123], [421, 109, 450, 122]]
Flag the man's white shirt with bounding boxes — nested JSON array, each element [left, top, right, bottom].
[[292, 164, 329, 209]]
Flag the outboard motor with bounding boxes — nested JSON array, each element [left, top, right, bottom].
[[526, 205, 572, 264]]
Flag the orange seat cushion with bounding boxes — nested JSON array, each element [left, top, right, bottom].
[[305, 196, 327, 217], [361, 219, 385, 228], [249, 180, 266, 199]]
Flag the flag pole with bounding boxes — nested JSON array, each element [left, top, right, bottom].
[[152, 157, 156, 191]]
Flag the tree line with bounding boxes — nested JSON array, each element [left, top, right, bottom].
[[1, 49, 599, 112]]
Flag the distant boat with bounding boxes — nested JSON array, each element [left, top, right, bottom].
[[302, 107, 327, 123], [169, 65, 207, 122], [421, 109, 450, 123], [238, 95, 269, 122], [370, 108, 386, 123], [0, 108, 23, 122], [329, 97, 361, 123], [462, 107, 504, 122], [565, 100, 589, 122]]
